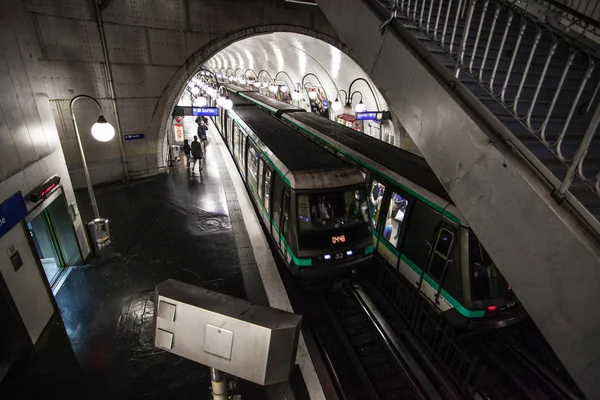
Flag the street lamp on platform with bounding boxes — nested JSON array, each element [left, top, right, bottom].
[[70, 94, 115, 253]]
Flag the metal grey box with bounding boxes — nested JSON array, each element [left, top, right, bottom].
[[154, 279, 302, 385]]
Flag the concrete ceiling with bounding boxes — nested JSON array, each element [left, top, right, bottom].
[[204, 32, 388, 113]]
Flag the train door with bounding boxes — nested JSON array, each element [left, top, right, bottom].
[[402, 201, 460, 309], [239, 131, 247, 179], [280, 189, 291, 256], [271, 174, 285, 241], [246, 143, 259, 197], [233, 124, 240, 163]]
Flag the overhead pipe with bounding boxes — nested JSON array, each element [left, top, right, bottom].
[[93, 0, 129, 180]]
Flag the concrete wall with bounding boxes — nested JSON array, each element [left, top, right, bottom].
[[24, 0, 339, 188], [0, 0, 89, 342]]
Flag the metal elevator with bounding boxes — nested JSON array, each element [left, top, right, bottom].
[[316, 0, 600, 398]]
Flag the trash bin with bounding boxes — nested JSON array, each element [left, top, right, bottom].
[[170, 145, 181, 161], [87, 218, 111, 254]]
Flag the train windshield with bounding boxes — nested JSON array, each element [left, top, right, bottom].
[[469, 232, 515, 302], [297, 187, 370, 248]]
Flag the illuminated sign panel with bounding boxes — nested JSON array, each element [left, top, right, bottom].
[[331, 235, 346, 244], [26, 175, 61, 203], [356, 112, 381, 121], [192, 107, 219, 117], [356, 111, 392, 121]]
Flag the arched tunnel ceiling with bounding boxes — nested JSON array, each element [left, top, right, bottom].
[[204, 32, 389, 113]]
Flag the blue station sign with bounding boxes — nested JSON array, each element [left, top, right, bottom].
[[192, 107, 219, 117], [124, 133, 145, 141], [0, 192, 28, 239], [356, 111, 380, 121], [356, 111, 392, 121]]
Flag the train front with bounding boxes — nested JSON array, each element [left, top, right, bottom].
[[292, 172, 374, 277]]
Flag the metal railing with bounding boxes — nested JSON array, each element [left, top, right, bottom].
[[381, 0, 600, 202], [366, 259, 524, 398]]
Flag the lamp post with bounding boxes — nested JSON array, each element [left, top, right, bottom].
[[70, 95, 115, 253], [217, 86, 233, 110], [346, 78, 381, 112], [69, 95, 115, 219]]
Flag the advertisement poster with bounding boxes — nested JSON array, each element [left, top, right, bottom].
[[174, 123, 184, 142], [275, 89, 292, 104], [308, 87, 329, 118]]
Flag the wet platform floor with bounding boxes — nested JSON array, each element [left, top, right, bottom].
[[0, 129, 272, 399]]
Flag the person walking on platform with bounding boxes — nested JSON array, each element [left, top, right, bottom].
[[190, 135, 203, 174], [198, 119, 209, 152], [183, 139, 191, 170]]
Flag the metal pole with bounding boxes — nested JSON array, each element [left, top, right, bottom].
[[558, 101, 600, 197], [93, 0, 129, 181], [210, 367, 227, 400], [69, 95, 102, 219]]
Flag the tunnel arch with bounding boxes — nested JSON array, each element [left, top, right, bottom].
[[150, 25, 354, 171]]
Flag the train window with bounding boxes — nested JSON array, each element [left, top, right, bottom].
[[264, 167, 272, 214], [247, 145, 259, 184], [382, 193, 408, 247], [469, 233, 514, 301], [369, 180, 385, 229], [429, 227, 455, 281], [258, 158, 264, 201], [297, 188, 368, 232]]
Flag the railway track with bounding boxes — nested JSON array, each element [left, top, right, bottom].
[[296, 281, 444, 400], [470, 328, 585, 400]]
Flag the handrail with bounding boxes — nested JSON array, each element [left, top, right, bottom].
[[379, 0, 600, 211]]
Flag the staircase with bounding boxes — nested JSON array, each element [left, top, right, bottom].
[[316, 0, 600, 398], [383, 0, 600, 221]]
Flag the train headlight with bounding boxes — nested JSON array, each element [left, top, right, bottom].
[[324, 254, 331, 260]]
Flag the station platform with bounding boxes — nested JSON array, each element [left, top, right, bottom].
[[0, 120, 324, 400]]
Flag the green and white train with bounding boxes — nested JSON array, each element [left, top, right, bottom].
[[216, 92, 374, 277]]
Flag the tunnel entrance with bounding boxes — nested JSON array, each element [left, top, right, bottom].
[[157, 30, 406, 172]]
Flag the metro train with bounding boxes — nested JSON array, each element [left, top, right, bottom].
[[217, 83, 526, 328], [214, 91, 374, 277]]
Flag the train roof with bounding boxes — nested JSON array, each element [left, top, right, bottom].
[[221, 83, 250, 94], [239, 91, 304, 116], [284, 112, 452, 203], [227, 95, 363, 190]]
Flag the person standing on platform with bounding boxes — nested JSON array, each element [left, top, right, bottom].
[[183, 139, 191, 170], [190, 135, 203, 174]]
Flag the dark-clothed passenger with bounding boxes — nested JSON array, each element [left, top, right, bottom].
[[190, 136, 203, 173], [183, 139, 191, 169]]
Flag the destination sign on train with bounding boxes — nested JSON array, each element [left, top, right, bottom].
[[192, 107, 219, 117]]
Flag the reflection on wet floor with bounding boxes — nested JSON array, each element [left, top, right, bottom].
[[0, 135, 265, 399]]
